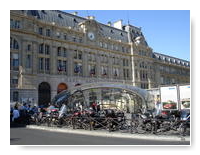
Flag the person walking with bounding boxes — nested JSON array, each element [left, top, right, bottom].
[[20, 103, 28, 124], [12, 106, 20, 123]]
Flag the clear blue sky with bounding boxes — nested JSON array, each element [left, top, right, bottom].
[[64, 10, 190, 61]]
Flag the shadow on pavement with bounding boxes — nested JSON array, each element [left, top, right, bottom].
[[10, 122, 27, 128]]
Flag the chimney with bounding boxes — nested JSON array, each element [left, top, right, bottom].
[[87, 16, 95, 20], [72, 12, 78, 15], [107, 21, 112, 26], [113, 20, 123, 30]]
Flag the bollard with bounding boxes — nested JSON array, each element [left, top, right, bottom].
[[89, 118, 93, 131], [72, 117, 75, 129], [130, 120, 133, 134]]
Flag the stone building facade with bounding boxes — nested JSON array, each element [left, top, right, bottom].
[[10, 10, 190, 105]]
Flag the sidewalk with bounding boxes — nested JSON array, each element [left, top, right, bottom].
[[27, 125, 190, 142]]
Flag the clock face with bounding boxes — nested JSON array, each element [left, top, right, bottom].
[[88, 32, 95, 40]]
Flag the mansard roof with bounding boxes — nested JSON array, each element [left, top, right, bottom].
[[153, 52, 190, 67], [14, 10, 129, 42]]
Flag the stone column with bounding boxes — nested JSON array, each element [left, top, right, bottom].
[[21, 40, 27, 68], [130, 56, 135, 84], [32, 42, 38, 74], [108, 54, 112, 79], [96, 89, 102, 104], [119, 58, 123, 80], [96, 51, 101, 78], [68, 49, 73, 76], [83, 90, 90, 107], [154, 64, 160, 87], [51, 45, 57, 75], [82, 50, 88, 77], [137, 70, 140, 86]]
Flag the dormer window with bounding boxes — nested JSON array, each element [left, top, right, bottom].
[[73, 18, 78, 23], [30, 10, 38, 16], [110, 29, 114, 34], [41, 10, 46, 14], [58, 13, 62, 18]]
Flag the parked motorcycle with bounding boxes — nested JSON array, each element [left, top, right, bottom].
[[132, 110, 154, 134], [178, 109, 190, 136]]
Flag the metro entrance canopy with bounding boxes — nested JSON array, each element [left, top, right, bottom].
[[52, 82, 151, 110]]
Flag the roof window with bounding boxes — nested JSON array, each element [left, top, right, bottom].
[[58, 13, 63, 18]]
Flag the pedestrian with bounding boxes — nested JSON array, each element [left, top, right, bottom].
[[27, 104, 31, 112], [92, 102, 97, 112], [31, 105, 38, 114], [20, 103, 28, 124], [97, 102, 100, 112], [12, 106, 20, 123]]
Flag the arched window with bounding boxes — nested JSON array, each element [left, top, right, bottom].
[[38, 82, 51, 106], [10, 37, 19, 50]]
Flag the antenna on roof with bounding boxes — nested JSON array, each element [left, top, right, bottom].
[[127, 10, 130, 25]]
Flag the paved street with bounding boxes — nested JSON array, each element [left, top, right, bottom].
[[10, 127, 190, 145]]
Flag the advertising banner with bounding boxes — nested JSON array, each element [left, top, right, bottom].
[[160, 86, 178, 110], [179, 85, 190, 109]]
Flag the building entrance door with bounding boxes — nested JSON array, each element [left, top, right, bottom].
[[38, 82, 51, 107]]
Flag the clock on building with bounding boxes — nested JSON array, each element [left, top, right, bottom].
[[87, 32, 95, 40]]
